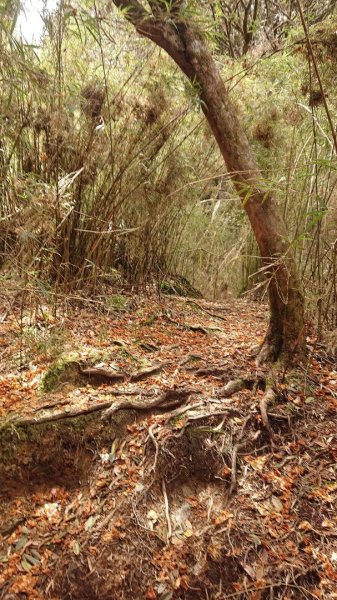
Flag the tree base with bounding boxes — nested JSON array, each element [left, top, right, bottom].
[[257, 332, 307, 367]]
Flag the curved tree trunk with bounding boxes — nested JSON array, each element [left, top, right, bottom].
[[111, 1, 306, 362]]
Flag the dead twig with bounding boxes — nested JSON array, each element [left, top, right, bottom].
[[148, 424, 160, 473], [164, 400, 206, 424], [162, 479, 172, 542], [227, 415, 251, 498], [187, 299, 228, 322], [260, 387, 276, 443]]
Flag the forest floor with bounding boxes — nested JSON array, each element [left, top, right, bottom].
[[0, 293, 336, 600]]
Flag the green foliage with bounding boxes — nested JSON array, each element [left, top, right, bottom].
[[21, 325, 66, 361], [106, 294, 130, 312]]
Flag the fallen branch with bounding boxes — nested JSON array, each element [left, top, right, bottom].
[[187, 299, 228, 322]]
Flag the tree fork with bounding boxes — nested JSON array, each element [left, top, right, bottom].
[[111, 0, 306, 362]]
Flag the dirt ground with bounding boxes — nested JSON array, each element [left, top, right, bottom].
[[0, 294, 336, 599]]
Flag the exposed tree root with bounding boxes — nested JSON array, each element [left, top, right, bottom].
[[102, 387, 197, 420], [80, 362, 167, 385], [43, 361, 169, 392], [193, 367, 229, 377], [81, 367, 125, 384], [7, 400, 115, 427], [3, 387, 198, 429], [130, 364, 166, 382], [218, 378, 247, 398]]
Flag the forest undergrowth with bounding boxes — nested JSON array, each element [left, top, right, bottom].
[[0, 292, 336, 599]]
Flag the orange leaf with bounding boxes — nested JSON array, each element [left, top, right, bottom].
[[145, 585, 157, 599]]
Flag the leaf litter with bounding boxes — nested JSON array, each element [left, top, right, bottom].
[[0, 294, 336, 599]]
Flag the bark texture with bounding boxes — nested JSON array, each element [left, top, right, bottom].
[[111, 0, 306, 362]]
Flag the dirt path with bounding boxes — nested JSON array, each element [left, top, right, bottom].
[[0, 296, 336, 599]]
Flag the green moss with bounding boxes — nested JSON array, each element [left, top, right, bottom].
[[41, 357, 82, 392]]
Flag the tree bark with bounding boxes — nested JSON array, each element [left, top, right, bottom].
[[111, 1, 306, 362]]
